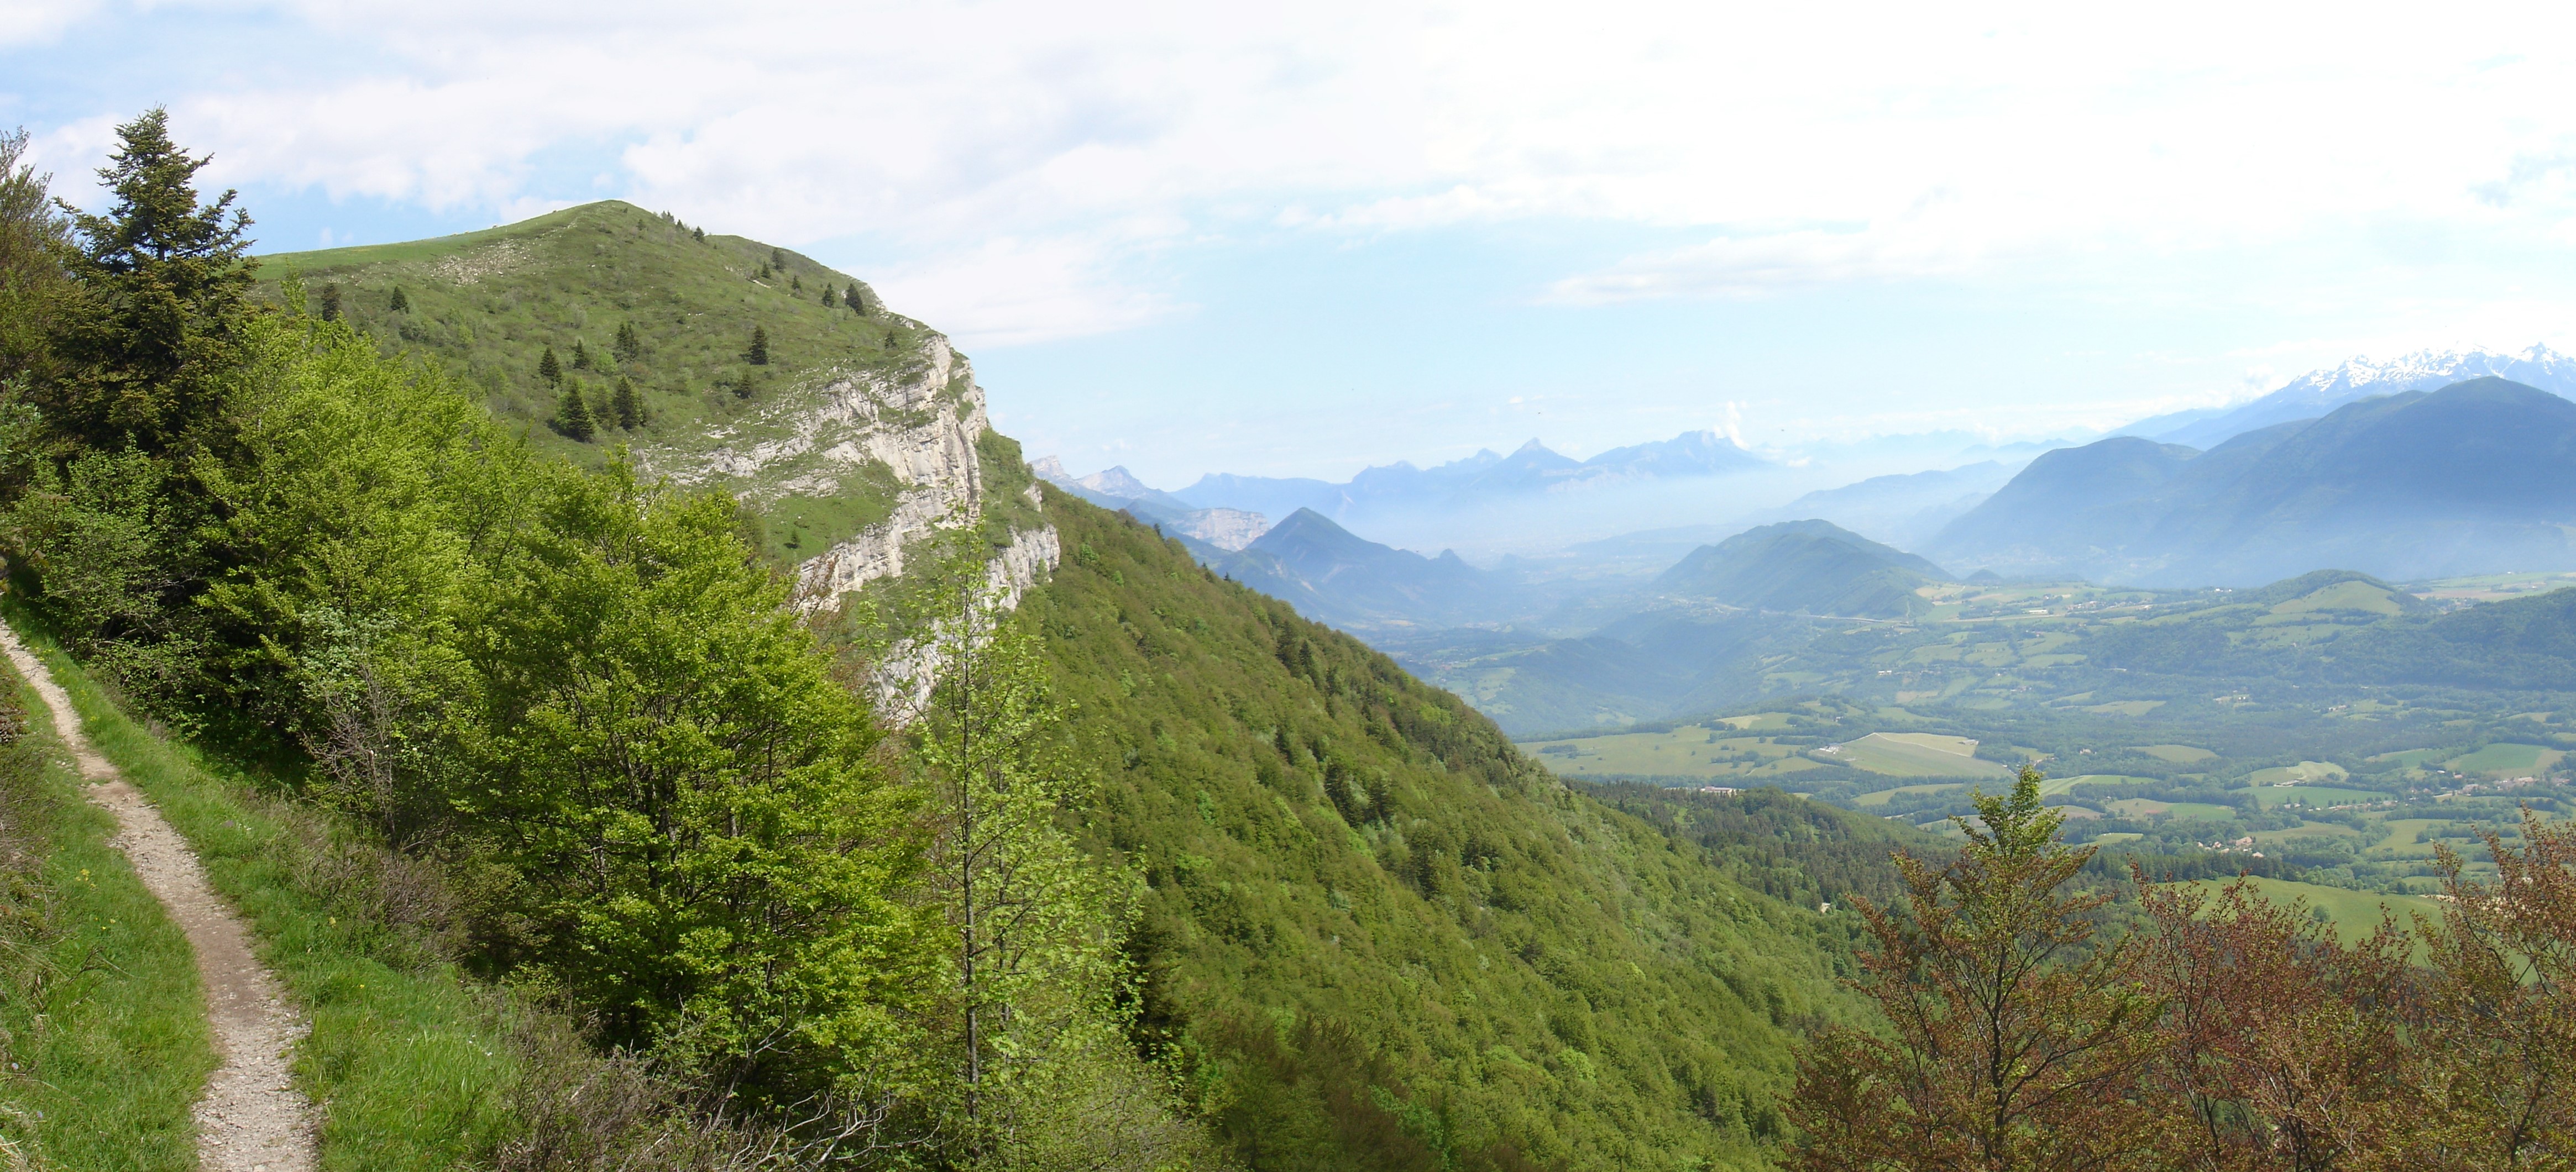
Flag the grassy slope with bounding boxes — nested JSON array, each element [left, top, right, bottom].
[[1033, 498, 1858, 1170], [0, 656, 208, 1169], [255, 201, 938, 563], [7, 614, 522, 1170]]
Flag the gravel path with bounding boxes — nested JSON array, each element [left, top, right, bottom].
[[0, 623, 319, 1172]]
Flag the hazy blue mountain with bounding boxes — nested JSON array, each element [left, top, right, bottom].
[[1032, 457, 1271, 550], [1657, 519, 1952, 619], [1172, 429, 1764, 522], [1200, 508, 1526, 631], [1743, 461, 2015, 549], [2151, 345, 2576, 449], [1935, 377, 2576, 585]]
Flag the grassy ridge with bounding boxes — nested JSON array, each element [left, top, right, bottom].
[[7, 612, 522, 1170], [1029, 498, 1860, 1170], [0, 654, 208, 1170]]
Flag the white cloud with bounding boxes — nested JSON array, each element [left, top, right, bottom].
[[24, 0, 2576, 341]]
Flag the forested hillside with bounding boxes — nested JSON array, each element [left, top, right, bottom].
[[1021, 498, 1861, 1169], [0, 111, 1891, 1171]]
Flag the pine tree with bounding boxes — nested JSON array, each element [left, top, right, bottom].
[[48, 106, 256, 453], [850, 288, 869, 315], [571, 338, 591, 370], [388, 285, 409, 312], [537, 345, 562, 385], [610, 376, 642, 429], [551, 383, 594, 442], [692, 226, 704, 241], [319, 282, 342, 322], [756, 262, 771, 280], [613, 320, 640, 362], [769, 247, 784, 269], [746, 325, 769, 366], [821, 284, 838, 308]]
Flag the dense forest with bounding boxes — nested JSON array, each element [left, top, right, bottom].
[[10, 109, 2576, 1172]]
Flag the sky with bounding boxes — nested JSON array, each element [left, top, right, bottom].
[[11, 1, 2576, 488]]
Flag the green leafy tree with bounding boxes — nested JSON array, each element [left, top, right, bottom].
[[609, 376, 643, 430], [537, 344, 562, 386], [0, 127, 71, 393], [884, 525, 1211, 1168], [612, 320, 640, 362], [1788, 766, 2161, 1172], [746, 325, 769, 366], [467, 463, 937, 1098], [551, 383, 594, 442], [318, 281, 342, 322], [44, 107, 256, 455], [387, 285, 408, 312]]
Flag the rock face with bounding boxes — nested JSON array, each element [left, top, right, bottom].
[[638, 331, 1059, 610], [1171, 507, 1268, 551]]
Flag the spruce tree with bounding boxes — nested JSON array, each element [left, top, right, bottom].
[[48, 106, 256, 453], [746, 325, 769, 366], [692, 226, 704, 241], [610, 376, 642, 429], [614, 320, 640, 362], [822, 284, 838, 308], [850, 288, 869, 315], [319, 281, 342, 322], [388, 285, 408, 312], [551, 382, 594, 441], [538, 345, 562, 385], [572, 338, 591, 370], [770, 247, 784, 269]]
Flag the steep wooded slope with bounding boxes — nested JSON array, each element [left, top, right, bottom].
[[1029, 497, 1856, 1170]]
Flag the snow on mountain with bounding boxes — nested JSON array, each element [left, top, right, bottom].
[[2156, 344, 2576, 449]]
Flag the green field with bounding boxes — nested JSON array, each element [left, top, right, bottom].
[[2444, 742, 2561, 776], [2180, 877, 2442, 947], [2040, 774, 2151, 796], [1817, 732, 2011, 778], [1520, 724, 1821, 779], [2137, 744, 2217, 764], [2249, 761, 2349, 786], [2108, 798, 2236, 821], [2082, 700, 2164, 716], [2247, 785, 2389, 810]]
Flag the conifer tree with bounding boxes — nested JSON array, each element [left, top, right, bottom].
[[551, 382, 594, 442], [610, 376, 642, 429], [614, 320, 640, 361], [388, 285, 408, 312], [790, 274, 802, 291], [572, 338, 591, 370], [692, 226, 704, 241], [319, 281, 342, 322], [1788, 766, 2161, 1171], [537, 344, 562, 385], [0, 128, 69, 391], [770, 247, 785, 269], [822, 284, 839, 308], [746, 325, 769, 366], [47, 106, 255, 454]]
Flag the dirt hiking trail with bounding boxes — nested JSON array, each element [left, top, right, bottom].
[[0, 622, 318, 1172]]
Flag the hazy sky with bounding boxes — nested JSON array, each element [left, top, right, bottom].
[[11, 2, 2576, 486]]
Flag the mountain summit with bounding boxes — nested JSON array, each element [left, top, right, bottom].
[[2154, 344, 2576, 449]]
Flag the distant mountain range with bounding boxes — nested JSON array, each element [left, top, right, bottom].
[[1192, 508, 1528, 631], [1171, 429, 1765, 520], [1030, 457, 1270, 550], [1934, 376, 2576, 585], [2138, 345, 2576, 450]]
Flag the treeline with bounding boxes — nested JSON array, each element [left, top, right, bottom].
[[0, 112, 1213, 1167], [1787, 768, 2576, 1170]]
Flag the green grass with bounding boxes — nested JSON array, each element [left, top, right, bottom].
[[2136, 744, 2217, 764], [2039, 774, 2151, 796], [2080, 700, 2164, 716], [11, 618, 524, 1170], [2180, 876, 2442, 947], [2247, 786, 2389, 810], [1818, 732, 2009, 779], [1520, 724, 1823, 780], [2248, 761, 2348, 786], [0, 665, 210, 1170], [2444, 742, 2559, 776]]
